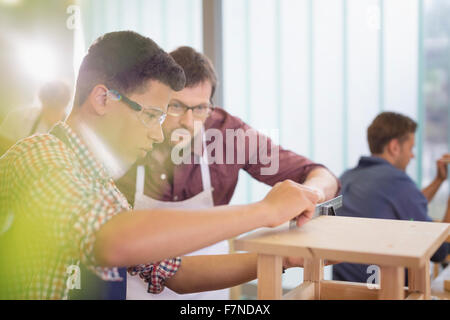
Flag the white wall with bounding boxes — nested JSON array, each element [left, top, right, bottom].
[[224, 0, 421, 290]]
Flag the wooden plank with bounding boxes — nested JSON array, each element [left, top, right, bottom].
[[235, 217, 450, 269], [406, 293, 424, 300], [228, 239, 242, 300], [283, 282, 315, 300], [408, 263, 431, 300], [320, 281, 410, 300], [257, 254, 282, 300], [433, 263, 440, 280], [320, 281, 380, 300], [304, 258, 323, 299], [235, 224, 315, 259], [445, 280, 450, 292], [304, 259, 324, 281], [379, 266, 405, 300]]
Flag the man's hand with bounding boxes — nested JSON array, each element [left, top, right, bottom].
[[261, 180, 318, 228], [436, 153, 450, 182], [299, 185, 326, 203], [422, 154, 450, 202]]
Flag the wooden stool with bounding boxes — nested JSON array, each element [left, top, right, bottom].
[[234, 216, 450, 300]]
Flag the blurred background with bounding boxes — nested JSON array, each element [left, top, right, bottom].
[[0, 0, 449, 297]]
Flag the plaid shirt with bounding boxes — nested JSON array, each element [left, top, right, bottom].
[[0, 122, 180, 299]]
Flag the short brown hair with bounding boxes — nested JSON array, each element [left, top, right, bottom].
[[74, 31, 186, 107], [367, 112, 417, 154], [169, 46, 217, 101]]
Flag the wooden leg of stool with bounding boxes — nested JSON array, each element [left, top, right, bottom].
[[257, 254, 282, 300], [379, 266, 404, 300], [228, 239, 242, 300], [408, 263, 431, 300], [433, 263, 439, 280], [303, 258, 324, 300]]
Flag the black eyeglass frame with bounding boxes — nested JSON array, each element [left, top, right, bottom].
[[107, 89, 167, 126], [167, 100, 214, 118]]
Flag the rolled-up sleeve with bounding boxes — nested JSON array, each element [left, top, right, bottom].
[[128, 257, 182, 294], [236, 120, 334, 187]]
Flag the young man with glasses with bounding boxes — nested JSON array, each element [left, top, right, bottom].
[[116, 46, 340, 300], [0, 31, 320, 300]]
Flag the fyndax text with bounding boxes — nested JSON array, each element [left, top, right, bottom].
[[180, 304, 271, 317]]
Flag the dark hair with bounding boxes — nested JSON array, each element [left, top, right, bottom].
[[169, 46, 217, 101], [39, 80, 71, 108], [367, 112, 417, 154], [74, 31, 186, 107]]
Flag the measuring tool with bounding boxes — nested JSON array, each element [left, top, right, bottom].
[[289, 195, 343, 229]]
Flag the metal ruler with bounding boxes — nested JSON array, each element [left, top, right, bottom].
[[289, 195, 343, 229]]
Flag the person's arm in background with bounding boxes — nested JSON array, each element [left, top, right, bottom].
[[236, 121, 339, 203], [422, 154, 449, 202], [302, 168, 339, 203]]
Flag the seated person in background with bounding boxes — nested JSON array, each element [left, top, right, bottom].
[[0, 80, 71, 155], [333, 111, 450, 284]]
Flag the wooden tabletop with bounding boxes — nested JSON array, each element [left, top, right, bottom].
[[235, 216, 450, 269]]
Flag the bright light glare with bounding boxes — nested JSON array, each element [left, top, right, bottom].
[[18, 42, 58, 82], [0, 0, 22, 6], [73, 25, 86, 79]]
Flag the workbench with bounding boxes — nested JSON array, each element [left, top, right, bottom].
[[234, 216, 450, 300]]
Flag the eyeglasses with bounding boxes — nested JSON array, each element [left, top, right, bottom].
[[106, 89, 167, 128], [167, 101, 213, 118]]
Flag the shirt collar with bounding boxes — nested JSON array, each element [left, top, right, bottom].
[[54, 122, 111, 182], [358, 156, 393, 168]]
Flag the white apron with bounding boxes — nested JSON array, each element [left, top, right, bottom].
[[126, 139, 230, 300]]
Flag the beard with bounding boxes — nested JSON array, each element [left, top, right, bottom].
[[166, 121, 204, 148]]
